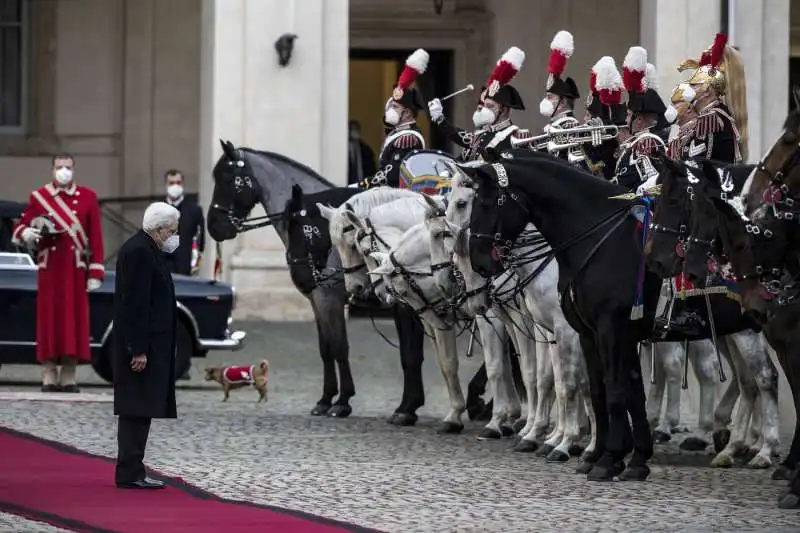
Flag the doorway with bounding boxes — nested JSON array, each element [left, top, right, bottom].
[[349, 49, 454, 164]]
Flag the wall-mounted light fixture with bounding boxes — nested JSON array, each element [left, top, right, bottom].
[[275, 33, 298, 67], [433, 0, 444, 15]]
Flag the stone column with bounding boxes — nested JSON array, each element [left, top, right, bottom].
[[640, 0, 795, 439], [199, 0, 348, 321]]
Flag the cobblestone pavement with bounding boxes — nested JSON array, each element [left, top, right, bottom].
[[1, 320, 798, 533]]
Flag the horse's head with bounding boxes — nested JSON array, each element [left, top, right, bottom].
[[283, 185, 333, 294], [743, 110, 800, 221], [466, 162, 529, 278], [452, 227, 491, 316], [354, 220, 396, 306], [208, 139, 262, 241], [319, 203, 370, 299], [648, 157, 693, 278], [420, 193, 460, 300]]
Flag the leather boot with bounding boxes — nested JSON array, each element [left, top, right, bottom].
[[58, 357, 80, 393]]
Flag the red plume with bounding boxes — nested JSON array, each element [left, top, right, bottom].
[[699, 33, 727, 68], [396, 49, 429, 91], [589, 71, 597, 93], [485, 47, 525, 89], [622, 46, 647, 95]]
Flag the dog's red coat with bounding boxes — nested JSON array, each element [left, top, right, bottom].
[[223, 365, 254, 384]]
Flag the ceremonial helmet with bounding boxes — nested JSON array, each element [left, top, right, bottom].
[[388, 49, 429, 115], [623, 46, 675, 129], [481, 46, 526, 110], [678, 33, 728, 97], [586, 56, 627, 126], [30, 216, 58, 237]]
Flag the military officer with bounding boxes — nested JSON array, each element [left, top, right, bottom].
[[538, 30, 580, 161], [427, 46, 529, 163], [582, 56, 628, 179]]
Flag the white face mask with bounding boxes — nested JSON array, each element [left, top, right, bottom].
[[539, 98, 556, 118], [167, 184, 184, 199], [472, 107, 496, 128], [384, 108, 400, 126], [54, 168, 73, 185], [162, 234, 180, 254]]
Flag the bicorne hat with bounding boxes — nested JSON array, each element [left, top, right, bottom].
[[481, 46, 526, 110], [391, 49, 429, 112], [623, 46, 674, 128], [545, 30, 580, 100]]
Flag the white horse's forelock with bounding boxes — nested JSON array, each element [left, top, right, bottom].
[[393, 222, 431, 271], [328, 187, 418, 244]]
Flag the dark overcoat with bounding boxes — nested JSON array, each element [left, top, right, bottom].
[[112, 230, 177, 419], [163, 199, 205, 275]]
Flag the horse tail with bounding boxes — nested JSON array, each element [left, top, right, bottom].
[[723, 45, 748, 162]]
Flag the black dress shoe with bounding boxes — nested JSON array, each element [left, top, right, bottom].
[[41, 384, 60, 393], [116, 478, 166, 489], [60, 384, 80, 393], [655, 311, 706, 338]]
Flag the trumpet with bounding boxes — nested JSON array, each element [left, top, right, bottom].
[[546, 123, 620, 152], [510, 131, 550, 150]]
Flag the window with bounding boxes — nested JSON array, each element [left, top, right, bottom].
[[0, 0, 25, 133]]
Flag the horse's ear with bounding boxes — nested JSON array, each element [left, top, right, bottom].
[[342, 209, 365, 230], [420, 192, 444, 218], [368, 252, 393, 275], [472, 168, 496, 191], [453, 227, 470, 257], [344, 202, 354, 213], [316, 203, 336, 220], [288, 184, 303, 211], [220, 139, 237, 159]]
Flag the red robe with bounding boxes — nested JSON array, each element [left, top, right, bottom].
[[12, 182, 105, 363]]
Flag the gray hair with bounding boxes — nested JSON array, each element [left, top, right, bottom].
[[142, 202, 180, 232]]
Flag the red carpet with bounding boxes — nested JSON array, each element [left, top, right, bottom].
[[0, 426, 382, 533]]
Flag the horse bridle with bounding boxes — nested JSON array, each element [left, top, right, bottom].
[[755, 138, 800, 221], [210, 149, 285, 232], [385, 251, 452, 317], [285, 221, 340, 291]]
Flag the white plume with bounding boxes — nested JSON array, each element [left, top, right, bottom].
[[501, 46, 526, 70], [623, 46, 647, 73], [406, 49, 429, 74], [645, 63, 659, 90], [595, 56, 623, 91], [550, 30, 574, 57]]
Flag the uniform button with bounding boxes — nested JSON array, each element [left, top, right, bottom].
[[73, 200, 78, 205], [72, 210, 77, 214], [76, 192, 80, 196], [51, 246, 56, 251]]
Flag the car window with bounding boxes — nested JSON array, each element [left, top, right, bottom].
[[0, 252, 35, 267]]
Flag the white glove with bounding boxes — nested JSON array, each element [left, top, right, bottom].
[[21, 227, 41, 245], [636, 175, 658, 196], [428, 98, 444, 124], [86, 278, 102, 292]]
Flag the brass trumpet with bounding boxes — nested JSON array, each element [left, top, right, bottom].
[[546, 123, 620, 152], [510, 131, 550, 150]]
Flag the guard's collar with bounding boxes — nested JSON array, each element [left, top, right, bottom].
[[392, 121, 417, 132], [46, 182, 77, 196], [475, 119, 513, 135]]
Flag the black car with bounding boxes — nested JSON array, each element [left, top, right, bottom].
[[0, 246, 246, 382]]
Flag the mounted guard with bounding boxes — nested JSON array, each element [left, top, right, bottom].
[[537, 30, 581, 161], [614, 46, 675, 192], [360, 49, 429, 190], [581, 56, 628, 178], [667, 33, 747, 163], [427, 46, 529, 162]]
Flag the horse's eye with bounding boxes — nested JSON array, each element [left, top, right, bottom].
[[456, 200, 467, 208]]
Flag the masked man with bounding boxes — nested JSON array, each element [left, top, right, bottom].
[[667, 33, 746, 163], [582, 56, 628, 179], [428, 46, 528, 163], [538, 30, 580, 161], [359, 49, 429, 190], [12, 154, 105, 392], [615, 47, 675, 192]]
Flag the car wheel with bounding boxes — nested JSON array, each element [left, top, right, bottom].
[[92, 343, 114, 383], [175, 320, 193, 381]]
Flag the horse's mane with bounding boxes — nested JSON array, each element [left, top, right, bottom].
[[242, 148, 337, 188], [393, 222, 430, 266], [328, 188, 419, 241], [364, 196, 431, 230], [783, 110, 800, 134]]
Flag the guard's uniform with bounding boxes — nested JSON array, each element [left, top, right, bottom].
[[12, 182, 105, 364], [614, 128, 669, 191], [361, 49, 429, 190], [538, 30, 580, 162], [583, 56, 629, 179], [670, 103, 739, 163]]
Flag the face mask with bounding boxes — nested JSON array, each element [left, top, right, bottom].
[[384, 108, 400, 126], [162, 234, 180, 254], [539, 98, 555, 118], [167, 184, 184, 199], [472, 107, 496, 128], [54, 168, 73, 185]]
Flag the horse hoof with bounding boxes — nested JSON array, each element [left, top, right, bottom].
[[438, 421, 464, 434], [390, 413, 417, 427], [747, 454, 772, 469], [535, 443, 555, 457], [546, 449, 570, 463], [326, 404, 352, 418], [772, 466, 796, 481], [512, 418, 527, 434], [710, 453, 734, 468], [652, 430, 672, 444], [712, 429, 731, 454], [777, 493, 800, 510], [679, 436, 709, 452], [511, 439, 539, 453], [500, 425, 515, 438], [619, 465, 651, 481], [477, 427, 502, 440], [586, 464, 616, 482], [466, 398, 487, 421], [574, 461, 594, 475], [568, 443, 585, 457], [310, 402, 332, 416]]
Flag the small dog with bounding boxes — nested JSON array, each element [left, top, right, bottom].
[[204, 360, 269, 402]]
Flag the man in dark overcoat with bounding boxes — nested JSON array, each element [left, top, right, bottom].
[[113, 201, 179, 489]]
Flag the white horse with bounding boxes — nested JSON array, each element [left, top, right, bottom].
[[367, 222, 467, 433], [424, 177, 597, 463]]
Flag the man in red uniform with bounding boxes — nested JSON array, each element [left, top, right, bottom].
[[12, 154, 105, 392]]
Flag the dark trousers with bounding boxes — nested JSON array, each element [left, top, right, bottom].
[[116, 416, 152, 483]]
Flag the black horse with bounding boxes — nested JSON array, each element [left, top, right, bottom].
[[206, 140, 431, 424], [463, 149, 662, 481], [689, 159, 800, 509]]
